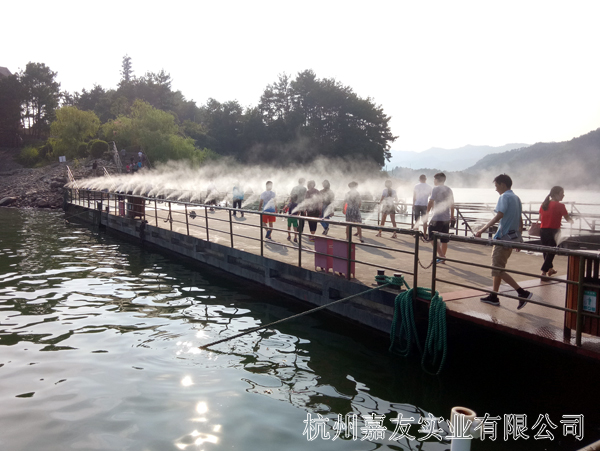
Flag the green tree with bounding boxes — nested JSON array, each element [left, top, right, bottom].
[[199, 99, 244, 157], [74, 85, 114, 123], [102, 100, 197, 163], [88, 139, 109, 158], [49, 106, 100, 158], [19, 62, 61, 139], [257, 70, 396, 166]]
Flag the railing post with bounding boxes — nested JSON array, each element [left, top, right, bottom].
[[185, 204, 190, 236], [298, 229, 302, 268], [260, 213, 264, 257], [229, 209, 234, 248], [413, 232, 420, 290], [154, 199, 158, 227], [575, 256, 586, 346], [431, 234, 438, 295], [347, 225, 353, 280], [205, 206, 209, 241]]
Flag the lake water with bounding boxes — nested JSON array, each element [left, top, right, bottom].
[[1, 208, 599, 451]]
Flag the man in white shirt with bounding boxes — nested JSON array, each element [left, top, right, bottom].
[[427, 173, 455, 263], [413, 174, 432, 238]]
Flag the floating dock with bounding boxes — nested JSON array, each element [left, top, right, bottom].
[[64, 191, 600, 360]]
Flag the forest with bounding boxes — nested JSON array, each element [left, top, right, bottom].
[[0, 57, 396, 168]]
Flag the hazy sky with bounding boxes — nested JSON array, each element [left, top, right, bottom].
[[4, 1, 600, 153]]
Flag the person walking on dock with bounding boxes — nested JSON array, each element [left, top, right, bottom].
[[413, 174, 432, 239], [304, 180, 321, 241], [427, 173, 454, 263], [259, 181, 277, 240], [345, 181, 364, 243], [475, 174, 532, 309], [376, 180, 398, 239], [291, 178, 307, 234], [232, 183, 244, 217], [539, 186, 573, 278], [319, 179, 335, 236], [286, 193, 300, 242]]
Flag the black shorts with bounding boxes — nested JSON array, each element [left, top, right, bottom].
[[428, 221, 451, 243], [414, 205, 428, 222]]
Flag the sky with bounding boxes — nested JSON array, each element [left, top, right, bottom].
[[4, 1, 600, 154]]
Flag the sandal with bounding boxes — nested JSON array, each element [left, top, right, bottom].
[[376, 232, 382, 237], [392, 233, 397, 239], [548, 269, 558, 276]]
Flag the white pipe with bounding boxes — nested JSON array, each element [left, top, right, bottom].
[[449, 406, 479, 451]]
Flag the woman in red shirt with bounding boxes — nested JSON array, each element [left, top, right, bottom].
[[539, 186, 573, 277]]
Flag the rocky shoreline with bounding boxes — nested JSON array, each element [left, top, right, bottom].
[[0, 150, 110, 209]]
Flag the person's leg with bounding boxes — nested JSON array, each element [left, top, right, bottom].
[[377, 213, 387, 236], [390, 213, 397, 238], [268, 221, 274, 238], [540, 229, 558, 274], [438, 242, 448, 259]]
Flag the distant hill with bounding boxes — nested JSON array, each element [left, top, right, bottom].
[[464, 128, 600, 189], [387, 143, 528, 172]]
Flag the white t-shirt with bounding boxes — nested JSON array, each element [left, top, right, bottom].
[[413, 182, 432, 206], [260, 190, 276, 211], [381, 189, 397, 206]]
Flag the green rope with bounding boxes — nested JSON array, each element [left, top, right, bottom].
[[421, 291, 448, 375], [381, 274, 448, 375]]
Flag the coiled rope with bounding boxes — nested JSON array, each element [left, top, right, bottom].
[[382, 274, 448, 375]]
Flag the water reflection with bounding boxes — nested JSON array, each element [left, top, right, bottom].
[[4, 209, 590, 451]]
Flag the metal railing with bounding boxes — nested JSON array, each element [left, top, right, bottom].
[[454, 202, 600, 239], [430, 232, 600, 347], [66, 188, 600, 350], [68, 189, 422, 286]]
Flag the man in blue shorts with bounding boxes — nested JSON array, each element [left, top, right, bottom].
[[475, 174, 532, 310]]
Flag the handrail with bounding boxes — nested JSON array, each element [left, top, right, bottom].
[[66, 166, 79, 190], [69, 188, 420, 283], [430, 231, 600, 347], [111, 141, 123, 174]]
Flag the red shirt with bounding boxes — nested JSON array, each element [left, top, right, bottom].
[[539, 201, 568, 229]]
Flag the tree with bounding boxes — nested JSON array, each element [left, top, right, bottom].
[[19, 62, 61, 139], [49, 106, 100, 158], [102, 100, 197, 163], [199, 99, 244, 157], [0, 74, 23, 147], [74, 85, 114, 122], [121, 55, 133, 83], [256, 70, 396, 166]]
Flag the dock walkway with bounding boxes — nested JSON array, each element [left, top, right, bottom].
[[70, 195, 600, 359]]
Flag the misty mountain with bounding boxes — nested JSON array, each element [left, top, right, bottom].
[[464, 128, 600, 189], [387, 143, 528, 171]]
